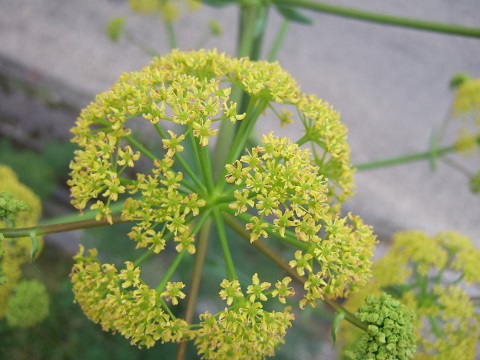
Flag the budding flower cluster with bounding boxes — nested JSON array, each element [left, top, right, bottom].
[[345, 293, 416, 360]]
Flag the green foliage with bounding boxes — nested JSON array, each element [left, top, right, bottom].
[[0, 192, 29, 228]]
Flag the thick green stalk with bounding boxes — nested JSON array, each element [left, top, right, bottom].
[[354, 144, 456, 171], [215, 99, 269, 193], [212, 3, 268, 180], [175, 216, 213, 360], [273, 0, 480, 38], [213, 208, 238, 280], [197, 143, 215, 191]]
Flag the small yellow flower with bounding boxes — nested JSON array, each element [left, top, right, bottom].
[[161, 282, 186, 305], [246, 273, 271, 302], [271, 277, 295, 304], [289, 250, 313, 277], [219, 279, 243, 306]]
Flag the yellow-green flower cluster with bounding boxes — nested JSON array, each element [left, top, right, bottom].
[[469, 171, 480, 194], [340, 231, 480, 360], [6, 279, 49, 328], [70, 245, 191, 348], [297, 93, 354, 205], [227, 133, 376, 303], [194, 274, 295, 359], [452, 77, 480, 123], [68, 49, 370, 357], [129, 0, 200, 21], [452, 77, 480, 158], [71, 245, 295, 357], [345, 293, 416, 360], [0, 165, 42, 319]]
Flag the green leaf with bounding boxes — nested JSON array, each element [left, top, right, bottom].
[[331, 311, 345, 347], [449, 72, 472, 90], [30, 231, 39, 261], [274, 4, 313, 25]]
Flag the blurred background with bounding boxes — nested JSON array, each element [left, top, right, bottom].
[[0, 0, 479, 359]]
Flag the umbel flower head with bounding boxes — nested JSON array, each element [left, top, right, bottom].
[[340, 231, 480, 360], [68, 49, 375, 357], [448, 75, 480, 193], [0, 165, 42, 319]]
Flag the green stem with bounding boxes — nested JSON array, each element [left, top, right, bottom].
[[133, 249, 154, 267], [164, 20, 177, 50], [175, 216, 213, 360], [155, 249, 187, 293], [211, 3, 268, 180], [125, 31, 159, 57], [296, 133, 311, 147], [267, 19, 290, 61], [216, 99, 269, 193], [125, 134, 158, 162], [440, 156, 475, 177], [154, 123, 207, 194], [273, 0, 480, 38], [212, 88, 244, 180], [45, 200, 127, 224], [0, 214, 127, 238], [237, 4, 264, 59], [354, 144, 457, 171], [213, 208, 238, 280], [223, 213, 368, 331], [197, 142, 215, 192]]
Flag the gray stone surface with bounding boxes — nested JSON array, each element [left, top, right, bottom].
[[1, 0, 480, 358]]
